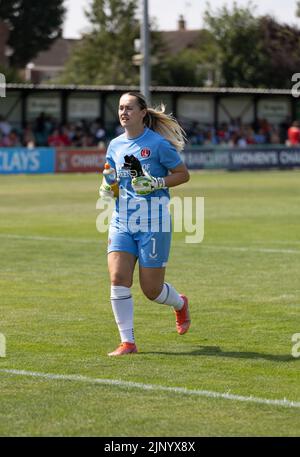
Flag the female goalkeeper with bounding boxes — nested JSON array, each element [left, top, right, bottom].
[[100, 92, 190, 356]]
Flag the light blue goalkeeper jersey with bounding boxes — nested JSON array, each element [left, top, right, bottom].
[[106, 127, 183, 224]]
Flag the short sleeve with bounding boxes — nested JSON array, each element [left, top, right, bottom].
[[158, 138, 183, 170], [105, 142, 116, 169]]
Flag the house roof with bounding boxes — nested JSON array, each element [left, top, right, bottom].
[[31, 28, 204, 69], [161, 30, 202, 54], [32, 37, 78, 67]]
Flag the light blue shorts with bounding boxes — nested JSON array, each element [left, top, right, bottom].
[[107, 219, 172, 268]]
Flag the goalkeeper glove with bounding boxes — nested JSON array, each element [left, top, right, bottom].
[[99, 182, 115, 200], [132, 171, 166, 195]]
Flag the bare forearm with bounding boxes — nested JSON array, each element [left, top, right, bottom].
[[164, 171, 190, 188]]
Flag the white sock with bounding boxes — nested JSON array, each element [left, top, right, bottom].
[[110, 285, 134, 343], [154, 282, 184, 310]]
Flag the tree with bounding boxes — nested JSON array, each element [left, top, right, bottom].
[[296, 1, 300, 18], [59, 0, 140, 85], [0, 63, 24, 82], [258, 16, 300, 88], [0, 0, 65, 68], [204, 1, 300, 88], [152, 30, 220, 86], [204, 1, 268, 87]]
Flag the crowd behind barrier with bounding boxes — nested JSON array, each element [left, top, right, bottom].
[[1, 112, 300, 174], [1, 112, 300, 149]]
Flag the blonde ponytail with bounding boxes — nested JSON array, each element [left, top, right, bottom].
[[123, 92, 187, 152], [145, 104, 187, 152]]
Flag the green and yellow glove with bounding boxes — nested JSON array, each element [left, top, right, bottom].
[[99, 181, 115, 200], [132, 171, 166, 195]]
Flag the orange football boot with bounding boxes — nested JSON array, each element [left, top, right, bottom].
[[174, 295, 191, 335], [108, 342, 138, 356]]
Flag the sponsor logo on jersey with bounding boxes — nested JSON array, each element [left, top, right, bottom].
[[118, 168, 131, 178], [141, 148, 151, 159]]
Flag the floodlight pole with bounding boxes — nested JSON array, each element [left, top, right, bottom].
[[140, 0, 151, 104]]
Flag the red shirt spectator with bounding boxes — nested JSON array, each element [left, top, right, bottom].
[[48, 129, 71, 147], [2, 131, 21, 147], [287, 121, 300, 145]]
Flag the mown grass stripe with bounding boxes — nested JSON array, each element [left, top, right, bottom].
[[1, 233, 300, 254]]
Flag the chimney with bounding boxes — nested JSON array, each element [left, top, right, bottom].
[[178, 15, 186, 31]]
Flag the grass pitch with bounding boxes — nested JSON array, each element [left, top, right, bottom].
[[0, 170, 300, 436]]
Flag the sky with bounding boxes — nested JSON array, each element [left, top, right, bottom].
[[63, 0, 300, 38]]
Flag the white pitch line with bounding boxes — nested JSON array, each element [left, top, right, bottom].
[[203, 245, 300, 255], [0, 234, 100, 244], [0, 368, 300, 410], [1, 233, 300, 254]]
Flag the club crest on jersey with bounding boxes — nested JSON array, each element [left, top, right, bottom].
[[141, 148, 151, 159]]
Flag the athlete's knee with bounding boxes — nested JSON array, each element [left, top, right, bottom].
[[110, 273, 133, 288], [141, 284, 163, 301]]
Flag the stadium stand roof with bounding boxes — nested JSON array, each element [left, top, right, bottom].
[[5, 83, 293, 95]]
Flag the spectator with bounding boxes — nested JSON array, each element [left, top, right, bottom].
[[34, 112, 50, 146], [236, 135, 247, 148], [2, 130, 21, 147], [91, 117, 107, 144], [61, 125, 73, 144], [217, 123, 230, 144], [245, 127, 256, 145], [23, 122, 36, 148], [0, 115, 12, 136], [71, 126, 84, 147], [48, 127, 71, 147], [279, 116, 291, 144], [82, 132, 95, 147], [270, 126, 280, 144], [0, 132, 5, 147], [253, 128, 267, 144], [287, 121, 300, 146], [260, 118, 271, 143]]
